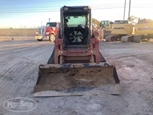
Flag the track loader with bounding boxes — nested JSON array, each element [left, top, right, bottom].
[[34, 6, 120, 97]]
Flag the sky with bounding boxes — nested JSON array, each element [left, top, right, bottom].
[[0, 0, 153, 28]]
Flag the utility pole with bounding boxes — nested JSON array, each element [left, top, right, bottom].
[[128, 0, 131, 18], [123, 0, 126, 20]]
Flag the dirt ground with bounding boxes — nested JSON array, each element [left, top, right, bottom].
[[0, 38, 153, 115]]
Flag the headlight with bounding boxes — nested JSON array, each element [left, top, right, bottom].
[[64, 7, 68, 10], [84, 7, 88, 10], [46, 32, 49, 34]]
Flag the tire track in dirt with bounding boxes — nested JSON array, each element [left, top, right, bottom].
[[1, 41, 153, 115], [100, 42, 153, 115], [0, 40, 54, 109]]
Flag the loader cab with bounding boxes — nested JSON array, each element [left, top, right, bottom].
[[60, 6, 91, 48], [100, 20, 110, 29]]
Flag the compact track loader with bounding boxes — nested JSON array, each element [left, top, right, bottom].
[[34, 6, 120, 97]]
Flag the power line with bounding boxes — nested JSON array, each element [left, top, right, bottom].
[[0, 7, 124, 13], [0, 6, 152, 13], [0, 4, 152, 12], [0, 0, 72, 4], [0, 2, 152, 14], [0, 3, 124, 9], [1, 3, 152, 9]]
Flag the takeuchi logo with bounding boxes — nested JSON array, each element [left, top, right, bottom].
[[3, 97, 37, 112]]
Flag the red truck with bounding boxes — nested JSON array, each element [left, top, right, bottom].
[[35, 22, 59, 42]]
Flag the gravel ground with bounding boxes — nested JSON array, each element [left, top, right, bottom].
[[0, 39, 153, 115]]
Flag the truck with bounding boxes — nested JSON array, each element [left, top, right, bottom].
[[35, 22, 59, 42], [35, 26, 45, 41]]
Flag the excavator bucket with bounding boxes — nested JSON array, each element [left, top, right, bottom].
[[34, 63, 120, 97]]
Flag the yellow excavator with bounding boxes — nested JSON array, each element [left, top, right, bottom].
[[105, 20, 133, 42], [33, 6, 120, 97], [121, 19, 153, 43]]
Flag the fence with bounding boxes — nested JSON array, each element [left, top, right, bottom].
[[0, 28, 37, 36]]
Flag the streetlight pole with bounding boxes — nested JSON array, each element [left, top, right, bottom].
[[128, 0, 131, 18], [123, 0, 126, 20]]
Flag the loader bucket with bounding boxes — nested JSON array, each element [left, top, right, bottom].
[[34, 63, 120, 97]]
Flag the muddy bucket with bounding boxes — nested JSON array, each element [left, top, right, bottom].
[[34, 63, 120, 97]]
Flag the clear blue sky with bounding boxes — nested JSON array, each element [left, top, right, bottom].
[[0, 0, 153, 28]]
